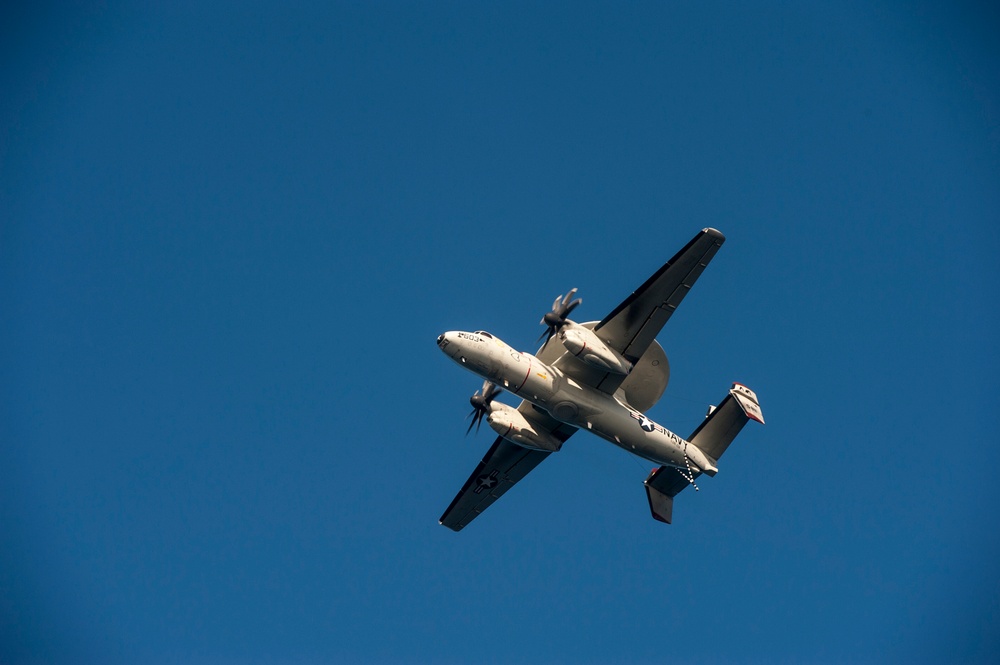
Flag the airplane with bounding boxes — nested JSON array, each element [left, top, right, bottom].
[[436, 228, 764, 531]]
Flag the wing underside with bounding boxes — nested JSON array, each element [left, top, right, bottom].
[[585, 228, 725, 397], [439, 404, 576, 531], [596, 228, 725, 363]]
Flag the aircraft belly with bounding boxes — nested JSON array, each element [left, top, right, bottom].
[[587, 409, 685, 467], [477, 342, 687, 469], [526, 376, 685, 468]]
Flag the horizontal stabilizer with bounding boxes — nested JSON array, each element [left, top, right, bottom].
[[642, 383, 763, 524]]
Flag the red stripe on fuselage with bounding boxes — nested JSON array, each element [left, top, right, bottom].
[[515, 354, 532, 392]]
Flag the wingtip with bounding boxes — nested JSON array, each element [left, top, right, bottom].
[[702, 227, 726, 242], [439, 518, 464, 532]]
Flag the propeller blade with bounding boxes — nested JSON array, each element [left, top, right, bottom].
[[464, 381, 500, 436], [466, 409, 485, 435], [539, 327, 555, 349], [538, 288, 583, 348]]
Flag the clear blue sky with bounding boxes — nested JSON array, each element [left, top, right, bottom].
[[3, 2, 998, 663]]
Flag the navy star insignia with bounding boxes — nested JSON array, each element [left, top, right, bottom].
[[629, 410, 659, 433], [474, 470, 500, 494]]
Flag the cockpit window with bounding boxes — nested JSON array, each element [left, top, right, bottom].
[[474, 331, 493, 339]]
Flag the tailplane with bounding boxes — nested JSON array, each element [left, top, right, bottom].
[[643, 383, 763, 524]]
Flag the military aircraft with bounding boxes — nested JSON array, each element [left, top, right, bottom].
[[436, 228, 763, 531]]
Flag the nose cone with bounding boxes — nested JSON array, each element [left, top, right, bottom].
[[436, 331, 461, 359]]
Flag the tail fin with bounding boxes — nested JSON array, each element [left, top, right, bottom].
[[688, 383, 764, 462]]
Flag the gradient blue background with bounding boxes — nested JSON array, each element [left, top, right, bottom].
[[3, 2, 998, 663]]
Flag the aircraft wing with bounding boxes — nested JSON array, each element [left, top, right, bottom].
[[596, 227, 725, 364], [440, 404, 576, 532], [568, 228, 725, 397]]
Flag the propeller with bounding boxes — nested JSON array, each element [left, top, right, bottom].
[[466, 379, 502, 435], [537, 288, 582, 348]]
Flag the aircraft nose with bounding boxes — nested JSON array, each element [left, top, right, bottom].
[[437, 331, 458, 356], [437, 331, 473, 363]]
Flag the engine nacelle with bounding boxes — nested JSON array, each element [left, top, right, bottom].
[[560, 324, 633, 375], [487, 403, 563, 452]]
